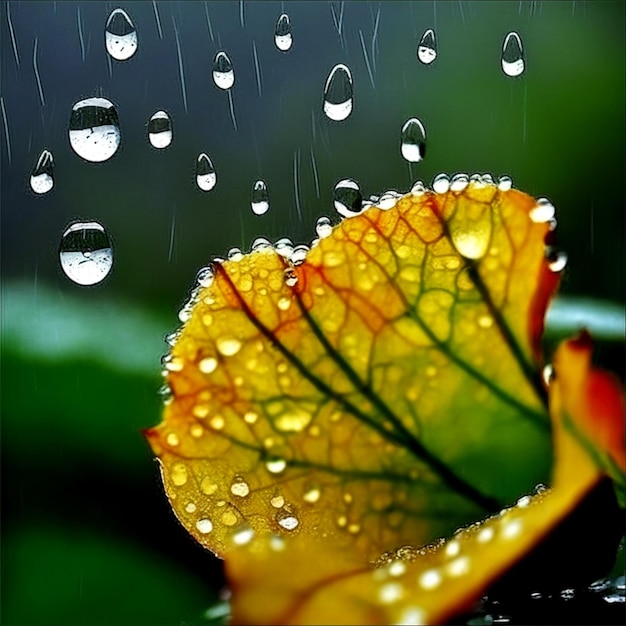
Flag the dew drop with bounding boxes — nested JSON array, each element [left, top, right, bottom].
[[198, 357, 218, 374], [529, 198, 555, 223], [185, 502, 196, 513], [497, 175, 513, 191], [516, 495, 531, 508], [333, 178, 363, 216], [30, 149, 54, 194], [212, 51, 234, 90], [274, 13, 293, 52], [196, 153, 217, 191], [290, 244, 309, 265], [227, 247, 244, 261], [277, 512, 299, 531], [284, 268, 298, 287], [417, 28, 437, 64], [449, 208, 493, 260], [230, 477, 250, 497], [232, 523, 254, 545], [105, 8, 137, 61], [69, 97, 121, 162], [148, 110, 172, 148], [170, 463, 188, 487], [432, 173, 450, 194], [277, 296, 291, 311], [196, 518, 213, 534], [251, 179, 270, 215], [450, 173, 469, 192], [271, 495, 285, 508], [216, 336, 241, 356], [221, 509, 238, 526], [196, 266, 215, 288], [303, 485, 321, 503], [59, 221, 114, 286], [315, 216, 333, 239], [501, 31, 525, 77], [400, 118, 426, 162], [545, 247, 568, 272], [323, 63, 353, 121], [274, 237, 294, 258], [265, 457, 287, 474]]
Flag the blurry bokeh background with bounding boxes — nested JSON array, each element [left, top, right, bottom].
[[1, 2, 624, 624]]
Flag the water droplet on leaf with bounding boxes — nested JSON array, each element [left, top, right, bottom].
[[529, 198, 555, 223], [315, 216, 333, 239], [545, 247, 568, 272], [432, 173, 450, 194], [59, 221, 114, 286], [69, 97, 121, 162], [323, 63, 353, 121], [230, 477, 250, 497], [196, 518, 213, 534]]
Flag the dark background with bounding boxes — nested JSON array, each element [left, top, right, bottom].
[[1, 2, 624, 625]]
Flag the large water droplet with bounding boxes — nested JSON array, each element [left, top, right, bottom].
[[400, 118, 426, 162], [333, 178, 362, 217], [196, 153, 216, 191], [501, 32, 525, 77], [417, 28, 437, 64], [59, 221, 114, 286], [30, 148, 54, 194], [323, 63, 353, 121], [274, 13, 293, 51], [105, 8, 138, 61], [69, 97, 121, 163], [448, 199, 493, 260], [148, 110, 172, 148], [251, 179, 269, 215], [212, 51, 235, 90]]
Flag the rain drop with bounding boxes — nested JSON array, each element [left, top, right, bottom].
[[315, 216, 333, 239], [251, 179, 270, 215], [148, 110, 172, 149], [30, 148, 54, 194], [545, 247, 568, 272], [69, 97, 121, 163], [432, 173, 450, 194], [501, 32, 525, 77], [274, 13, 293, 52], [400, 118, 426, 163], [105, 8, 137, 61], [333, 178, 363, 216], [212, 51, 235, 90], [417, 28, 437, 64], [196, 153, 216, 191], [529, 198, 556, 223], [59, 221, 114, 286], [323, 63, 353, 121]]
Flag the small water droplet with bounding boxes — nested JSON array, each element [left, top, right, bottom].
[[303, 485, 321, 503], [277, 512, 299, 530], [400, 118, 426, 162], [417, 28, 437, 64], [30, 148, 54, 194], [315, 216, 333, 239], [227, 247, 244, 261], [166, 432, 179, 446], [284, 268, 298, 287], [333, 178, 363, 216], [265, 457, 287, 474], [274, 237, 294, 258], [170, 463, 188, 486], [545, 247, 568, 272], [69, 97, 121, 162], [230, 477, 250, 497], [148, 110, 172, 148], [378, 191, 400, 210], [250, 179, 270, 215], [450, 173, 469, 192], [190, 424, 204, 438], [274, 13, 293, 51], [432, 173, 450, 194], [411, 180, 426, 196], [196, 518, 213, 534], [185, 502, 196, 513], [501, 31, 525, 77], [243, 411, 258, 424], [212, 51, 234, 89], [277, 296, 291, 311], [210, 415, 225, 430], [529, 198, 555, 223], [59, 221, 114, 286], [323, 63, 353, 121], [290, 244, 308, 265], [105, 8, 137, 61], [271, 494, 285, 508], [497, 175, 513, 191], [419, 568, 442, 590], [196, 266, 215, 288], [198, 357, 218, 374], [232, 522, 254, 545], [196, 153, 216, 191], [200, 477, 218, 495], [379, 582, 403, 604]]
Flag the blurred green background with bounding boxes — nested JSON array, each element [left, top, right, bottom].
[[1, 2, 624, 625]]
